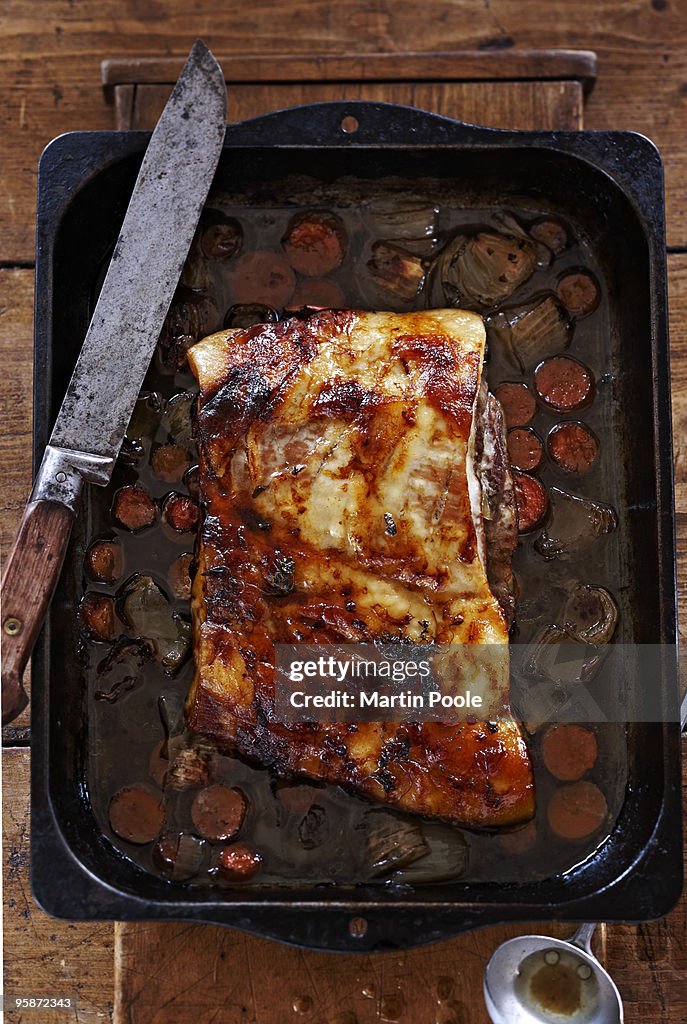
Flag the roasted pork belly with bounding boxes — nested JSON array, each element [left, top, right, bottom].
[[186, 309, 534, 828]]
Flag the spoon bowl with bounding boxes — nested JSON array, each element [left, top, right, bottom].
[[484, 924, 623, 1024]]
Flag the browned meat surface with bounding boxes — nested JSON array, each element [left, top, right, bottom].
[[186, 309, 534, 828]]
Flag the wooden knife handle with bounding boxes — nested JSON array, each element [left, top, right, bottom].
[[1, 500, 75, 725]]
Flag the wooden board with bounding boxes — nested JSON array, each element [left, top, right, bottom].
[[114, 874, 687, 1024], [102, 49, 598, 88], [2, 747, 114, 1024], [113, 921, 587, 1024], [670, 255, 687, 667], [123, 80, 584, 133], [0, 269, 33, 560], [104, 49, 593, 130], [0, 268, 34, 742]]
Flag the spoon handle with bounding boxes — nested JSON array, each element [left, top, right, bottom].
[[571, 922, 597, 953]]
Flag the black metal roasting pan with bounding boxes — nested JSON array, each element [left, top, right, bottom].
[[29, 102, 681, 952]]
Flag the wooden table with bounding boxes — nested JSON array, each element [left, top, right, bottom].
[[1, 4, 686, 1022]]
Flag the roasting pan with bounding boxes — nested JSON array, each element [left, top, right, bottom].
[[30, 102, 681, 951]]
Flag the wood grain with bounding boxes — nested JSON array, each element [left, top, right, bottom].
[[0, 269, 33, 558], [102, 49, 598, 87], [2, 747, 114, 1023], [128, 79, 583, 132], [2, 0, 687, 258], [114, 919, 576, 1024], [0, 268, 34, 740], [668, 255, 687, 668], [110, 45, 589, 135]]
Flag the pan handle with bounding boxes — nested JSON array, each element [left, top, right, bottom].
[[225, 100, 504, 149]]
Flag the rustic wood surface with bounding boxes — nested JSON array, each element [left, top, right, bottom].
[[3, 747, 114, 1023], [1, 268, 34, 741], [123, 80, 584, 132], [2, 1, 687, 257], [1, 6, 686, 1022], [101, 49, 599, 87], [113, 920, 594, 1024], [105, 49, 594, 130]]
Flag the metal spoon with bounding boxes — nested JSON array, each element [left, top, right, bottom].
[[484, 922, 623, 1024]]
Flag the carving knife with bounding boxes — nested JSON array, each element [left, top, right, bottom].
[[1, 40, 227, 724]]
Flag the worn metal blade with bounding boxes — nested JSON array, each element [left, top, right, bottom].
[[49, 40, 226, 479]]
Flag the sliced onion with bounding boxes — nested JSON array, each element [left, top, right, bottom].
[[163, 391, 196, 449], [359, 810, 429, 877], [563, 584, 618, 645], [534, 488, 617, 561], [119, 574, 191, 672], [367, 241, 426, 301], [430, 223, 540, 310], [489, 295, 572, 371]]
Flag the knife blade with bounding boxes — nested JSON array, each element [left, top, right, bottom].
[[1, 40, 227, 724]]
